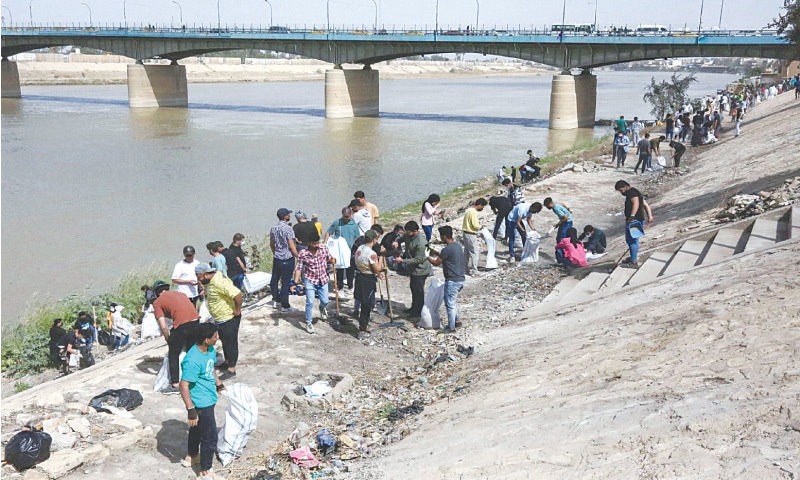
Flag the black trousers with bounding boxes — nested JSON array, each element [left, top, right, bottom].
[[493, 207, 512, 239], [336, 266, 355, 289], [188, 404, 217, 471], [168, 320, 199, 385], [409, 275, 427, 316], [217, 315, 241, 368], [354, 273, 377, 331]]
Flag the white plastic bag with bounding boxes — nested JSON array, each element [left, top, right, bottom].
[[217, 383, 258, 466], [327, 237, 351, 270], [479, 227, 498, 269], [417, 278, 445, 329], [520, 232, 541, 265], [140, 307, 160, 339], [656, 156, 667, 167], [243, 272, 271, 293], [153, 351, 185, 392], [198, 299, 213, 323]]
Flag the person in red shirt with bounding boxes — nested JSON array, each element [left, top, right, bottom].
[[555, 227, 588, 268], [152, 280, 200, 394]]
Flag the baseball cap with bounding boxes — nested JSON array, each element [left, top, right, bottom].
[[295, 210, 308, 220], [153, 280, 170, 292], [277, 208, 292, 218], [195, 263, 216, 274], [364, 230, 379, 241], [183, 245, 196, 256]]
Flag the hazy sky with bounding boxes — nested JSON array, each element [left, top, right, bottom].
[[0, 0, 787, 31]]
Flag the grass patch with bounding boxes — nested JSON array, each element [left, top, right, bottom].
[[14, 382, 32, 393]]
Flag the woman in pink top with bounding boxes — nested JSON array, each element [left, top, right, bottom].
[[555, 227, 588, 268], [420, 194, 440, 241]]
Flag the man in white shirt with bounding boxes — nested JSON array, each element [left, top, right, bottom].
[[172, 245, 202, 306], [630, 117, 645, 144], [350, 199, 372, 235]]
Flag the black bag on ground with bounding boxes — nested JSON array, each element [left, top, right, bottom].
[[4, 429, 52, 470], [89, 388, 143, 413], [79, 345, 95, 369], [97, 330, 113, 346]]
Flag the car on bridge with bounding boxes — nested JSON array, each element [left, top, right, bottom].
[[268, 26, 291, 34], [634, 25, 669, 35], [491, 30, 515, 36]]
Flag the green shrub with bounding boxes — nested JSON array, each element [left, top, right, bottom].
[[14, 382, 32, 393]]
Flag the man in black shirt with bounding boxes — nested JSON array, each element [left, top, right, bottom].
[[579, 225, 607, 254], [223, 233, 248, 290], [380, 225, 405, 258], [669, 139, 687, 169], [293, 211, 318, 252], [614, 180, 653, 269], [489, 195, 513, 241], [49, 318, 67, 365], [57, 327, 91, 373]]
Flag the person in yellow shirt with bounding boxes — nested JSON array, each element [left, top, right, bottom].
[[461, 198, 487, 275], [195, 263, 242, 381]]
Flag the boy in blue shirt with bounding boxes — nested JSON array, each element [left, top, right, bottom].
[[544, 197, 573, 242], [179, 322, 226, 480]]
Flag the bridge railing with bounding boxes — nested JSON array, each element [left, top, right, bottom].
[[0, 24, 782, 38]]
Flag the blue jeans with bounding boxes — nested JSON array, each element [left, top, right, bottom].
[[113, 334, 129, 350], [508, 220, 526, 258], [422, 225, 433, 241], [443, 280, 464, 329], [625, 220, 645, 263], [187, 404, 217, 471], [231, 273, 245, 290], [304, 280, 329, 325], [556, 220, 573, 242], [271, 257, 295, 308]]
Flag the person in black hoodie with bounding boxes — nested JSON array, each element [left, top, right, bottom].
[[49, 318, 67, 365]]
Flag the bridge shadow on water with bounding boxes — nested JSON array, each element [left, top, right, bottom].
[[21, 95, 548, 128]]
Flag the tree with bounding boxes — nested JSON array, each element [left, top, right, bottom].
[[642, 73, 698, 121], [770, 0, 800, 54]]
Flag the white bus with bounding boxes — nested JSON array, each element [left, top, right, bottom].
[[551, 23, 595, 35], [634, 24, 669, 35]]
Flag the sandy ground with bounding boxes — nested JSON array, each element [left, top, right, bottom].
[[16, 60, 553, 85], [2, 92, 799, 480]]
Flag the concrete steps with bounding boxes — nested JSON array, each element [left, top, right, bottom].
[[529, 205, 799, 317]]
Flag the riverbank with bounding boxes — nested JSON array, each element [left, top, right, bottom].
[[14, 57, 554, 85], [3, 89, 798, 479]]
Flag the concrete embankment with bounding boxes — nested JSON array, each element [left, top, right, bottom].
[[13, 53, 554, 85]]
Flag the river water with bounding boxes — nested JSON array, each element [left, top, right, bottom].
[[1, 71, 737, 323]]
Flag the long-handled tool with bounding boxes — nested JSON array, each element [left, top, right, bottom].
[[380, 268, 406, 331], [376, 275, 388, 316], [331, 269, 341, 324]]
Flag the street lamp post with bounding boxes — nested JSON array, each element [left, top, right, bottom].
[[81, 2, 92, 26], [28, 0, 32, 27], [593, 0, 598, 30], [371, 0, 377, 32], [123, 0, 127, 28], [560, 0, 566, 43], [217, 0, 221, 30], [698, 0, 705, 35], [475, 0, 479, 33], [434, 0, 439, 38], [264, 0, 272, 28], [326, 0, 330, 33], [718, 0, 724, 29], [172, 1, 182, 25], [2, 5, 12, 25]]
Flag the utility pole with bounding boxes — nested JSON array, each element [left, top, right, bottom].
[[371, 0, 377, 32], [172, 1, 182, 25], [718, 0, 724, 29], [475, 0, 479, 33], [264, 0, 272, 28], [698, 0, 704, 35]]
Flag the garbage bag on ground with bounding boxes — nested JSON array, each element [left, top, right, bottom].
[[217, 383, 258, 466], [97, 330, 114, 346], [417, 278, 445, 329], [316, 428, 336, 456], [90, 388, 143, 413], [242, 271, 271, 294], [140, 309, 160, 339], [4, 429, 52, 471], [479, 227, 498, 269], [520, 232, 542, 265], [154, 352, 184, 393]]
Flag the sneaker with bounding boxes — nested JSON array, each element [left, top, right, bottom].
[[281, 306, 297, 314], [620, 262, 639, 269], [216, 361, 229, 371], [319, 306, 328, 320], [218, 370, 237, 381], [180, 455, 200, 468], [442, 327, 458, 334], [161, 385, 180, 395], [507, 256, 516, 264], [270, 300, 281, 309], [306, 323, 315, 334]]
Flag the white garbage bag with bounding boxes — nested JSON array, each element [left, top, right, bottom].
[[243, 271, 271, 293], [479, 227, 498, 269], [140, 307, 160, 339], [327, 237, 351, 270], [417, 278, 445, 329], [153, 351, 184, 393], [217, 383, 258, 466], [656, 156, 667, 167], [198, 299, 214, 323], [520, 232, 541, 265]]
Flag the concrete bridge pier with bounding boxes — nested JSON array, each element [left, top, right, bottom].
[[548, 69, 597, 130], [2, 59, 22, 98], [127, 63, 188, 108], [325, 65, 379, 118]]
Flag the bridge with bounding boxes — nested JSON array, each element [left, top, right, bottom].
[[2, 27, 795, 129]]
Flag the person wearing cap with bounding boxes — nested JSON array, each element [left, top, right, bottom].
[[293, 211, 317, 252], [152, 280, 201, 394], [350, 199, 372, 235], [293, 231, 336, 334], [354, 191, 379, 226], [222, 234, 247, 290], [173, 246, 202, 306], [196, 263, 242, 380], [206, 241, 227, 278], [270, 208, 299, 314], [311, 214, 323, 237], [353, 229, 383, 335]]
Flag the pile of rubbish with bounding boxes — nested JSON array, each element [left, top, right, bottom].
[[559, 161, 602, 174], [714, 177, 800, 222]]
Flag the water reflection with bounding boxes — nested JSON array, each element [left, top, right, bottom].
[[1, 98, 22, 116], [129, 107, 190, 140], [547, 128, 597, 154]]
